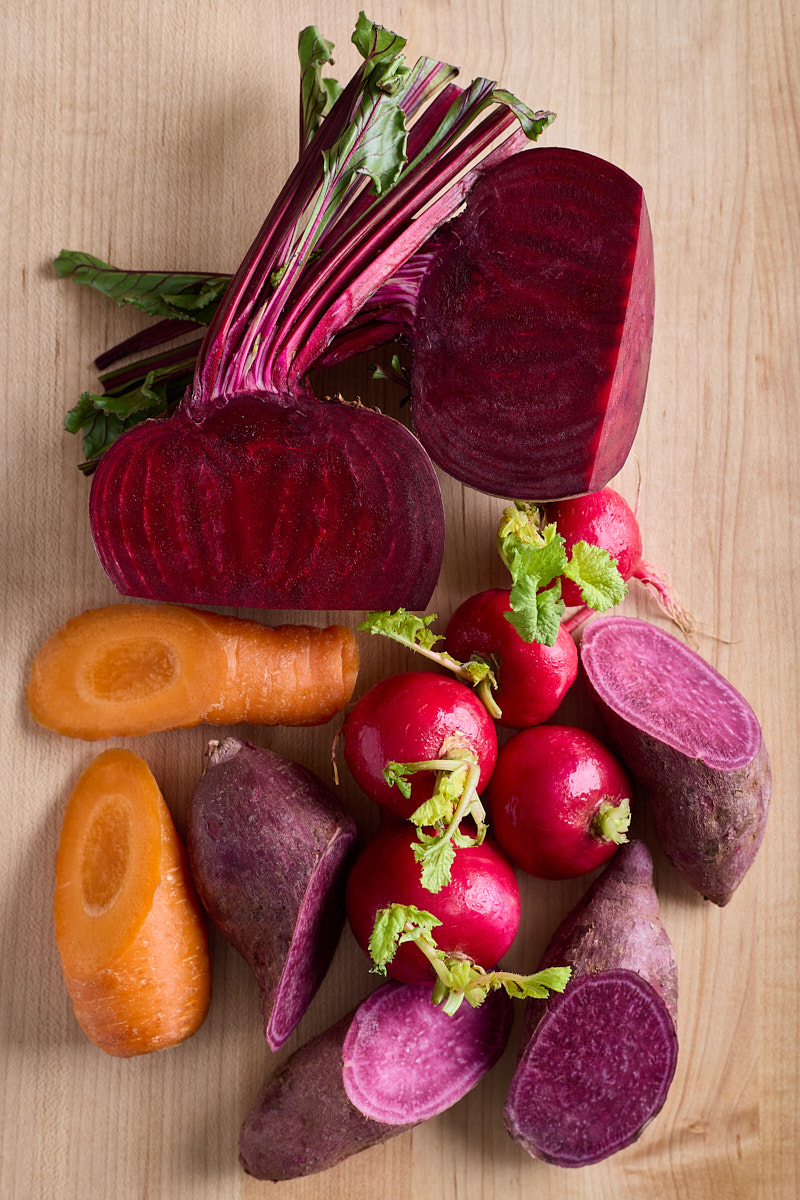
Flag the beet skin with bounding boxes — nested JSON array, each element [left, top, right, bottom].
[[186, 737, 357, 1050]]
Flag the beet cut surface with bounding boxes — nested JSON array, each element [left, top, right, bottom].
[[90, 392, 444, 610], [410, 147, 655, 499]]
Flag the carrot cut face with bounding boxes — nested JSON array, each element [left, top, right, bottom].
[[54, 749, 211, 1057], [28, 605, 226, 738]]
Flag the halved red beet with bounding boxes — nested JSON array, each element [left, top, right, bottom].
[[410, 147, 655, 499], [580, 616, 771, 904], [83, 20, 556, 611], [505, 841, 678, 1167], [239, 981, 512, 1180], [186, 738, 357, 1050], [89, 393, 443, 610]]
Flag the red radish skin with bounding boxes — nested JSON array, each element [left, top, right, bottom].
[[342, 672, 497, 817], [444, 588, 578, 727], [186, 738, 357, 1050], [505, 841, 678, 1167], [545, 487, 692, 633], [239, 981, 512, 1180], [580, 616, 771, 905], [345, 822, 521, 985], [487, 725, 634, 879], [410, 148, 655, 499]]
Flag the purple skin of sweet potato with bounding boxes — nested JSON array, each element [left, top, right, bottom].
[[186, 737, 357, 1051], [239, 981, 513, 1181], [410, 147, 654, 500], [580, 616, 771, 905], [89, 391, 444, 611], [505, 841, 679, 1167]]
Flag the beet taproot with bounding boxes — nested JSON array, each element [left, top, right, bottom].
[[580, 615, 771, 904], [239, 980, 512, 1180], [505, 841, 678, 1167], [186, 738, 357, 1050], [410, 147, 654, 499]]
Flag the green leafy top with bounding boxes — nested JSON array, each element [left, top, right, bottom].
[[497, 502, 627, 646], [358, 610, 500, 715], [369, 903, 572, 1015], [298, 27, 342, 150], [383, 737, 487, 893], [55, 251, 228, 324]]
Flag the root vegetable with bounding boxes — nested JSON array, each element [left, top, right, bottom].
[[505, 841, 678, 1166], [239, 980, 512, 1180], [544, 487, 693, 635], [580, 615, 771, 904], [82, 17, 555, 610], [26, 603, 358, 739], [487, 725, 633, 878], [54, 748, 211, 1056], [186, 737, 357, 1050], [345, 821, 520, 985], [342, 671, 497, 816], [410, 148, 654, 499], [444, 588, 578, 726]]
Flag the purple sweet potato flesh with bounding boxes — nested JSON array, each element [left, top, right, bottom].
[[239, 982, 512, 1180], [580, 616, 771, 905], [410, 147, 654, 499], [505, 841, 678, 1167], [505, 970, 677, 1167], [89, 391, 444, 611], [341, 980, 512, 1123], [186, 737, 357, 1050]]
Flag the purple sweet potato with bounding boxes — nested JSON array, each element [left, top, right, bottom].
[[581, 615, 771, 905], [240, 980, 513, 1180], [186, 737, 357, 1050], [505, 841, 678, 1167]]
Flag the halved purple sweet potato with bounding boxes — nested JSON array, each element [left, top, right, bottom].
[[240, 980, 513, 1180], [410, 147, 655, 499], [186, 737, 357, 1050], [505, 841, 678, 1167], [581, 615, 771, 904]]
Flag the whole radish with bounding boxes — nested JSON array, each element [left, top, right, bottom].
[[486, 725, 633, 879], [444, 589, 578, 727], [543, 487, 692, 634], [342, 672, 497, 817], [345, 822, 521, 986]]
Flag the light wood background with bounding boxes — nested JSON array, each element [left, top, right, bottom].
[[1, 1, 797, 1197]]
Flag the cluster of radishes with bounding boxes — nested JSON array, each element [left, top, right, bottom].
[[338, 486, 666, 1000]]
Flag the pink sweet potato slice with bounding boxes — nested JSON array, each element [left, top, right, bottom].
[[239, 981, 512, 1180], [410, 147, 655, 499], [186, 737, 357, 1050], [580, 616, 771, 904], [505, 841, 678, 1167]]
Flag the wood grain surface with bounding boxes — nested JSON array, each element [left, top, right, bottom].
[[1, 1, 798, 1197]]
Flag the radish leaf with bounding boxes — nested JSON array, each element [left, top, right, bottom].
[[563, 540, 628, 611]]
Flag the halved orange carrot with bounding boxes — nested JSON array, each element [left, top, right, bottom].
[[26, 604, 358, 740], [54, 748, 211, 1057]]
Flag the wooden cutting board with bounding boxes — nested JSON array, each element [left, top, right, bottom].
[[1, 1, 797, 1197]]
